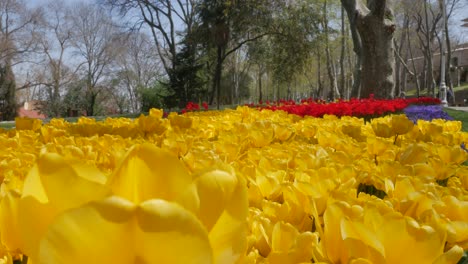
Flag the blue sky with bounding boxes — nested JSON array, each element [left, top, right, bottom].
[[26, 0, 467, 42], [27, 0, 93, 7]]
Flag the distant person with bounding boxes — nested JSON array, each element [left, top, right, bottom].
[[447, 88, 454, 105]]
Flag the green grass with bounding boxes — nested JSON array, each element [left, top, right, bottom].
[[405, 82, 468, 97], [445, 108, 468, 132], [0, 121, 15, 130]]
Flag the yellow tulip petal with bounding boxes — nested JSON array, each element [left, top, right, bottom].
[[19, 153, 110, 259], [109, 144, 199, 210], [399, 144, 428, 165], [194, 169, 248, 264], [341, 218, 385, 262], [433, 245, 464, 264], [391, 115, 414, 135], [323, 202, 348, 264], [270, 221, 299, 252], [350, 258, 374, 264], [0, 191, 22, 251], [375, 214, 445, 264], [39, 197, 213, 264]]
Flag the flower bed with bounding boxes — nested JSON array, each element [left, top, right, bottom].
[[404, 104, 454, 123], [0, 105, 467, 263], [256, 96, 441, 118]]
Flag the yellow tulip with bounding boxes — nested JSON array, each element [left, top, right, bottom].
[[32, 144, 248, 264], [367, 137, 392, 157], [193, 167, 248, 263], [249, 121, 274, 148], [371, 119, 394, 138], [322, 201, 462, 264], [391, 114, 414, 135], [149, 108, 164, 118], [435, 196, 468, 248], [18, 153, 110, 259], [273, 123, 294, 142], [108, 144, 199, 209], [399, 144, 429, 165], [267, 222, 319, 264], [136, 114, 167, 135], [342, 124, 365, 142], [15, 118, 42, 131], [169, 113, 193, 130], [437, 145, 468, 165], [0, 191, 22, 252], [38, 197, 213, 264]]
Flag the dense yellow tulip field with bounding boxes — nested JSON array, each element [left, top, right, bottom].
[[0, 107, 468, 263]]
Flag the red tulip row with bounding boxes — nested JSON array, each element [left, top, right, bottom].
[[255, 96, 441, 118]]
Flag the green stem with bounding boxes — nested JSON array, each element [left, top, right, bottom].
[[393, 134, 399, 145]]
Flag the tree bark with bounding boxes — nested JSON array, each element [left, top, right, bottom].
[[258, 69, 263, 103], [423, 0, 435, 96], [339, 5, 346, 98], [0, 61, 17, 120], [317, 51, 323, 99], [345, 22, 354, 99], [394, 15, 409, 98], [323, 0, 340, 100], [342, 0, 396, 99], [341, 0, 362, 98], [406, 18, 421, 97], [444, 15, 455, 104]]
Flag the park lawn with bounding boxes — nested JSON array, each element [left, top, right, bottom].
[[405, 82, 468, 97], [445, 108, 468, 132], [0, 122, 15, 130]]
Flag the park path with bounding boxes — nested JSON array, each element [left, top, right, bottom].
[[448, 107, 468, 112]]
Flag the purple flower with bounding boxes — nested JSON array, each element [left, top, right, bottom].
[[403, 105, 454, 123]]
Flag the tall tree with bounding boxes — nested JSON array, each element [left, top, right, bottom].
[[166, 35, 207, 108], [0, 0, 41, 120], [197, 0, 279, 108], [440, 0, 463, 104], [339, 5, 347, 99], [35, 1, 78, 117], [414, 0, 441, 96], [69, 3, 118, 116], [341, 0, 396, 98], [113, 32, 162, 113], [322, 0, 340, 100], [104, 0, 197, 103]]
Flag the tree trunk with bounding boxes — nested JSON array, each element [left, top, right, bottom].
[[0, 62, 17, 121], [394, 51, 402, 97], [258, 69, 263, 103], [394, 15, 409, 98], [357, 12, 395, 98], [86, 91, 96, 117], [406, 19, 421, 97], [339, 5, 346, 98], [323, 0, 340, 100], [444, 18, 455, 105], [342, 0, 396, 99], [423, 0, 435, 96], [401, 49, 409, 98], [211, 45, 224, 109], [341, 0, 362, 98], [345, 22, 354, 99], [317, 52, 323, 99]]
